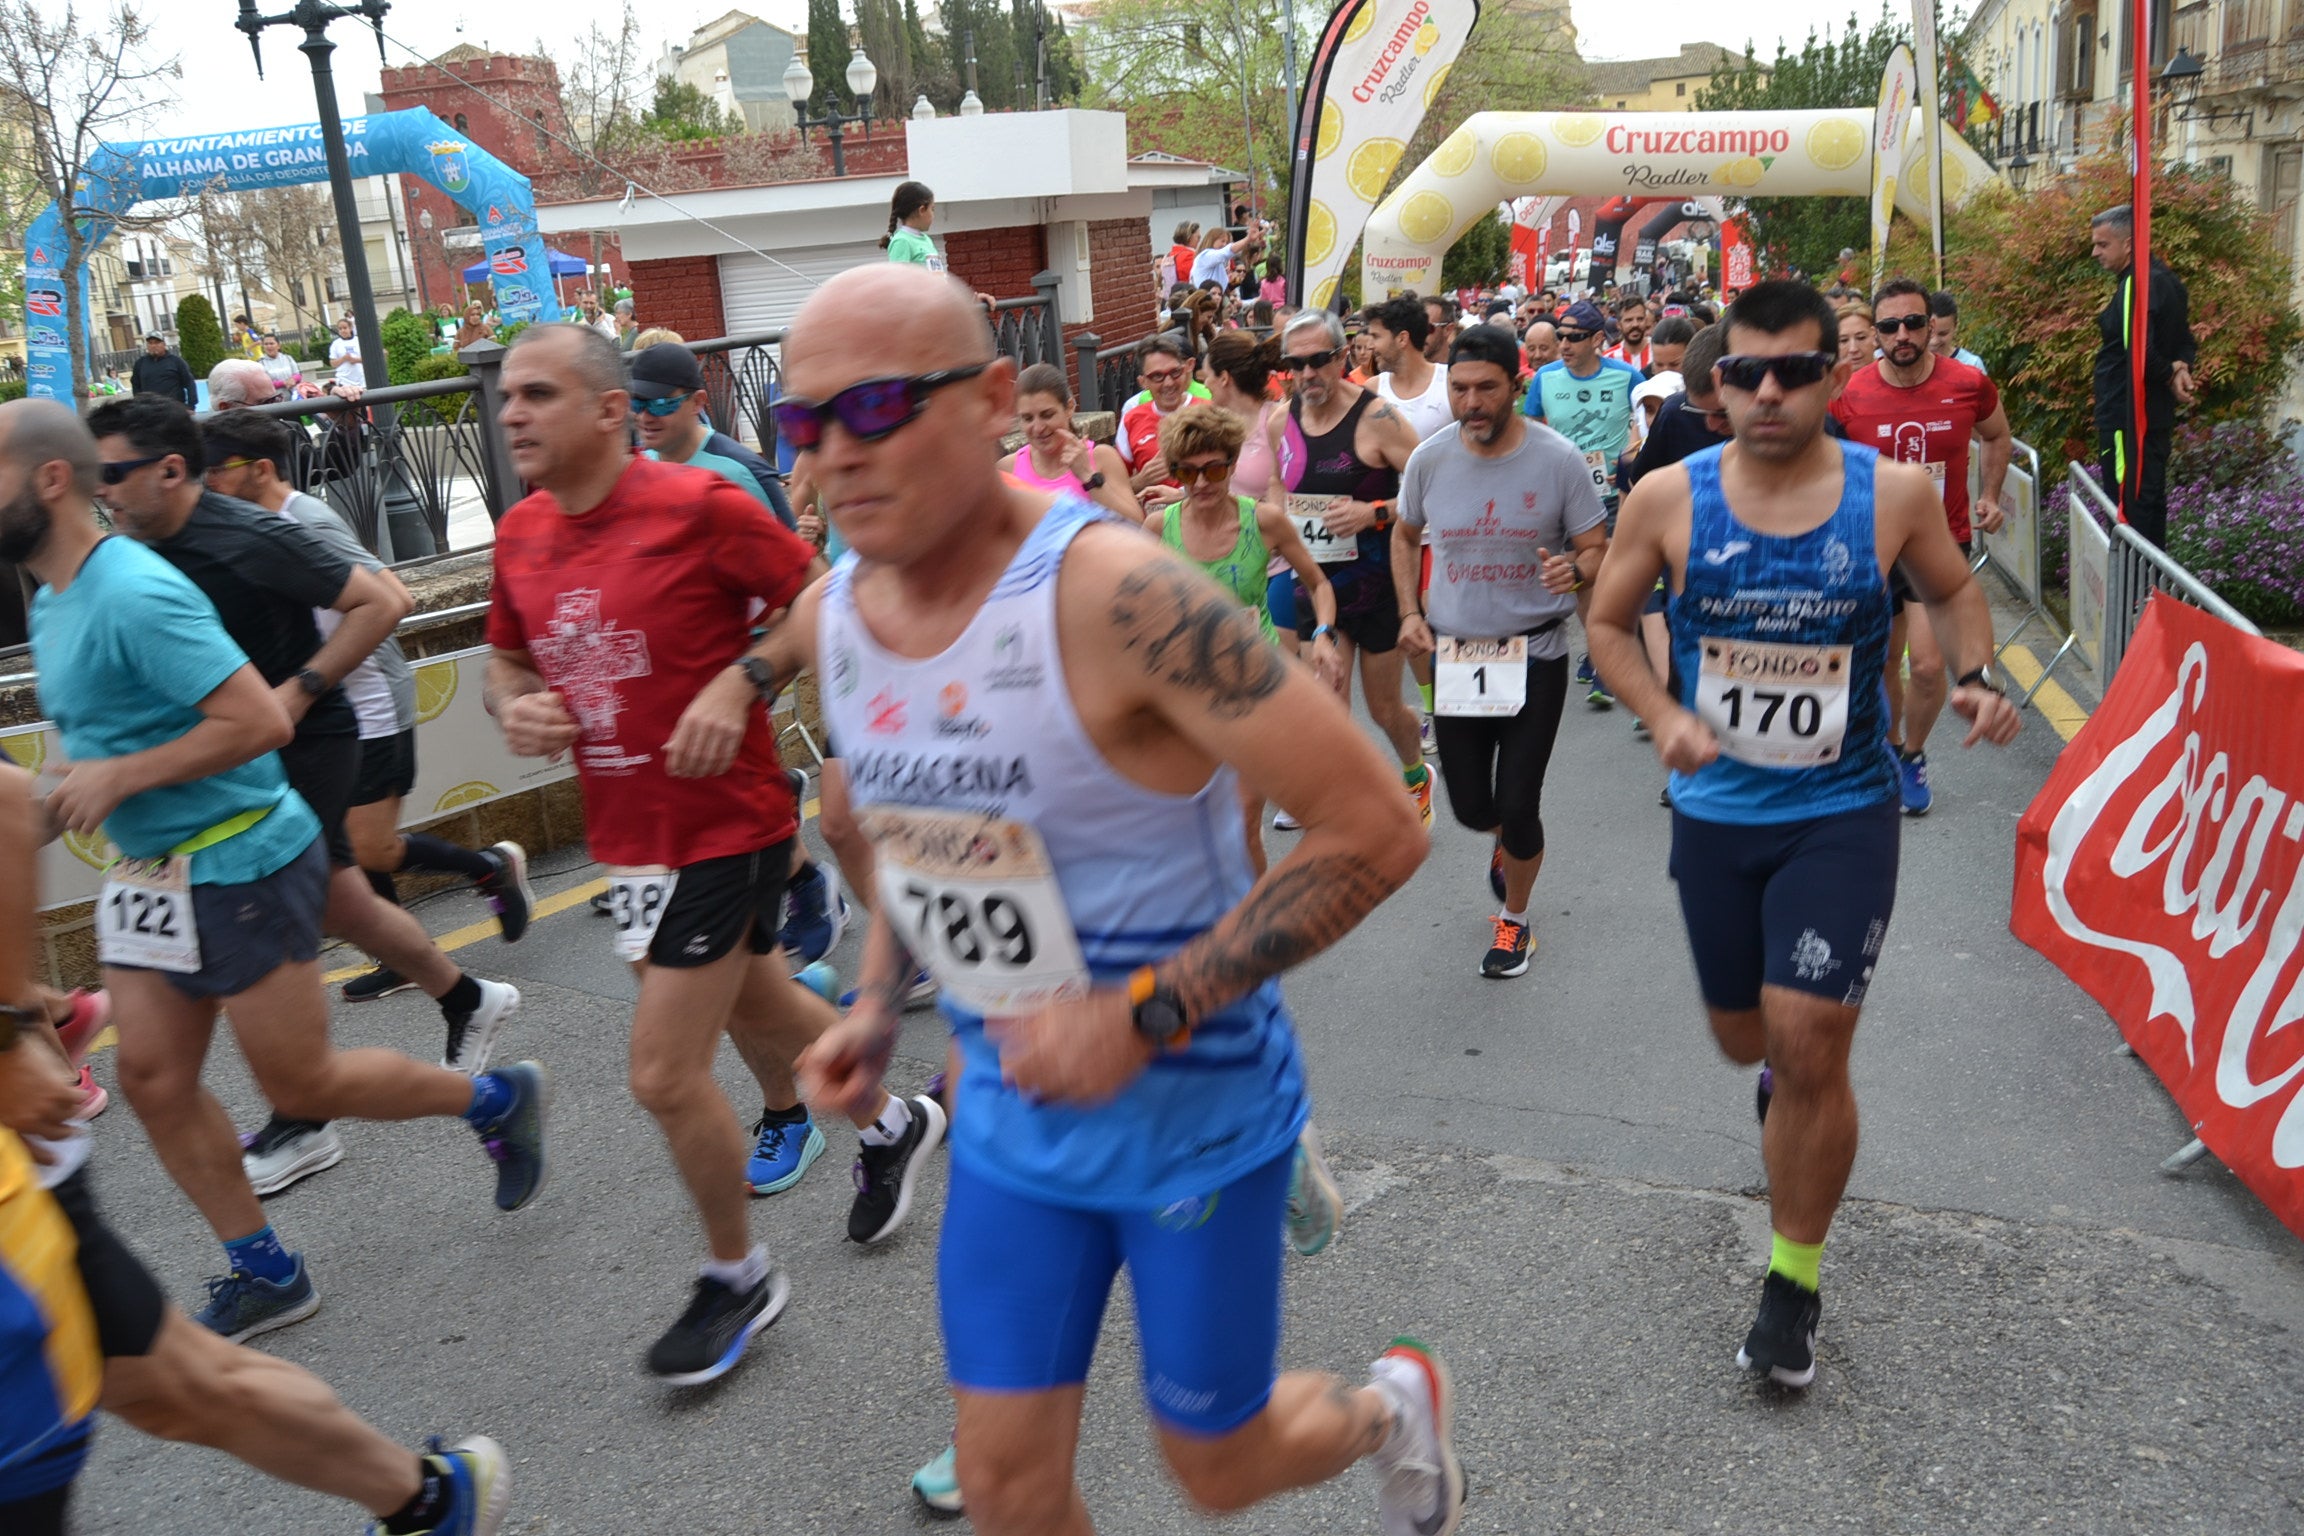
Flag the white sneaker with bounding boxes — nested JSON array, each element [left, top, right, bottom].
[[1369, 1339, 1465, 1536], [444, 979, 520, 1074], [241, 1119, 344, 1197], [1272, 808, 1302, 831]]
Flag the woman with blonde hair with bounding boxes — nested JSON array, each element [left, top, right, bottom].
[[1836, 302, 1878, 367], [1147, 402, 1341, 874]]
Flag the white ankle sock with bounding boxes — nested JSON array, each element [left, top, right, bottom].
[[700, 1244, 769, 1293], [1501, 908, 1527, 926], [859, 1095, 913, 1147]]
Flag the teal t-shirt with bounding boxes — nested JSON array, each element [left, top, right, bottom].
[[1524, 356, 1644, 505], [30, 538, 317, 884], [885, 226, 945, 271], [650, 446, 770, 508]]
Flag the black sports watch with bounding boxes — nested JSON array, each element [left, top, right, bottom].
[[295, 667, 329, 697], [1083, 471, 1108, 491], [736, 655, 780, 702], [1128, 966, 1191, 1051], [1955, 665, 2003, 695]]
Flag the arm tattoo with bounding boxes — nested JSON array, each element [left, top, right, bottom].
[[1160, 852, 1401, 1021], [1110, 562, 1286, 720]]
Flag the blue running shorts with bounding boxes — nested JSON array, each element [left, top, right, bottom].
[[938, 1147, 1291, 1436], [1667, 799, 1900, 1012], [1264, 571, 1299, 635]]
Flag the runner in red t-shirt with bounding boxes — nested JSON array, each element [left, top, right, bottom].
[[485, 324, 944, 1386], [1115, 332, 1196, 497], [1828, 278, 2015, 815]]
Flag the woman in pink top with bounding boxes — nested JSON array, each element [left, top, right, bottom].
[[1200, 330, 1295, 656], [999, 363, 1139, 518], [1257, 257, 1286, 307]]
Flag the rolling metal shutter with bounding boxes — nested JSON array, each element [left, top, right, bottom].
[[717, 242, 886, 334]]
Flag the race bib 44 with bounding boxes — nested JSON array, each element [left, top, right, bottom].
[[1290, 494, 1357, 564]]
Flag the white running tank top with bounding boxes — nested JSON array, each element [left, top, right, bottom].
[[817, 496, 1307, 1208]]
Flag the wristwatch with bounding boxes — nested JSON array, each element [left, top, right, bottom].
[[1083, 471, 1108, 491], [1128, 966, 1192, 1051], [0, 1003, 40, 1052], [1955, 665, 2004, 695], [295, 667, 329, 697], [736, 655, 780, 701]]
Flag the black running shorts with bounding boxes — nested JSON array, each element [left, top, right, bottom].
[[644, 839, 796, 968]]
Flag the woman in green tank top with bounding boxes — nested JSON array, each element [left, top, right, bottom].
[[1145, 404, 1343, 872]]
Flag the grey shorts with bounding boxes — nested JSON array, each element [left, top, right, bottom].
[[108, 838, 329, 1000]]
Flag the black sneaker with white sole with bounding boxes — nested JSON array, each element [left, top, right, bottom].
[[645, 1268, 791, 1385], [475, 841, 534, 942], [342, 966, 416, 1002], [1737, 1270, 1821, 1388], [847, 1094, 947, 1244]]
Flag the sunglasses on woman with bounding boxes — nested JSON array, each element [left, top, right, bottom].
[[772, 363, 989, 451], [1714, 351, 1839, 393], [1171, 458, 1237, 486], [1273, 348, 1339, 373]]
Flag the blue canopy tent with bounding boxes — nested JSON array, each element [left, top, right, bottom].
[[461, 246, 591, 308]]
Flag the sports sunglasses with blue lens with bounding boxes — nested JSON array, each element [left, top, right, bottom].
[[772, 364, 990, 451]]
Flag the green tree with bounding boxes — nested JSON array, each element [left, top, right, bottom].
[[1932, 152, 2304, 462], [937, 0, 1017, 110], [642, 76, 736, 141], [803, 0, 848, 116], [379, 306, 434, 386], [174, 292, 224, 378], [1697, 11, 1907, 280], [1440, 208, 1512, 291]]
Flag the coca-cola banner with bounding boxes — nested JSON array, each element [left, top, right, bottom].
[[2011, 596, 2304, 1237]]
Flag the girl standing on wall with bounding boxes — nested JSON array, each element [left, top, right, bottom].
[[880, 181, 997, 309]]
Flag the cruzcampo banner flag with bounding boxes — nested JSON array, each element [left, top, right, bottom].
[[1871, 44, 1917, 286], [1286, 0, 1484, 310]]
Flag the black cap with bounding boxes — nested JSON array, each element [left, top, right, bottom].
[[627, 341, 705, 399]]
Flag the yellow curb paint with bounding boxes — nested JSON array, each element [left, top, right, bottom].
[[2000, 643, 2090, 744], [316, 794, 826, 985]]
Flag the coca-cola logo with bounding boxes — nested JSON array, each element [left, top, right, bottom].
[[2040, 639, 2304, 1162]]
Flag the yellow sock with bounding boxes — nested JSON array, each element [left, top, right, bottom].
[[1769, 1231, 1824, 1291]]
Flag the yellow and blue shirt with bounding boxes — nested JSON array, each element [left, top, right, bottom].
[[0, 1134, 100, 1502]]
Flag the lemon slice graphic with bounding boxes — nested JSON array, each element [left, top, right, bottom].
[[1348, 137, 1408, 203], [1399, 190, 1456, 246], [1552, 114, 1603, 147], [414, 659, 458, 723], [1491, 132, 1547, 186], [1806, 117, 1864, 172]]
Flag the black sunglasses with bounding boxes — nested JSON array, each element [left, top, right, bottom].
[[1715, 352, 1839, 393], [1876, 315, 1931, 334], [99, 454, 165, 485], [1555, 329, 1595, 343], [1274, 348, 1340, 373], [772, 364, 990, 451]]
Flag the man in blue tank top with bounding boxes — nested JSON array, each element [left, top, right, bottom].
[[749, 264, 1466, 1536], [1586, 280, 2022, 1390]]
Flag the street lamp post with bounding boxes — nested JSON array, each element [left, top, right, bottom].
[[414, 203, 434, 313], [233, 0, 434, 560], [782, 43, 879, 177]]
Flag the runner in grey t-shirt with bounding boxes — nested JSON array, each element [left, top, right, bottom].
[[1389, 324, 1610, 981]]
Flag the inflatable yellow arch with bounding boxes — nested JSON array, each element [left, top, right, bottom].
[[1354, 108, 1996, 299]]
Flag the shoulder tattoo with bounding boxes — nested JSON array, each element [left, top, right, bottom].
[[1109, 561, 1286, 720]]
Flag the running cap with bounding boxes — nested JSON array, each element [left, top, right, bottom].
[[1558, 300, 1608, 333], [626, 341, 706, 399]]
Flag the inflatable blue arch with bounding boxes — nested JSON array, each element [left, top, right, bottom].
[[23, 107, 551, 401]]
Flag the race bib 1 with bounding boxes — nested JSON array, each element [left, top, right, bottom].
[[607, 865, 680, 963], [1434, 635, 1529, 717], [98, 856, 199, 973], [1694, 637, 1851, 767], [1290, 494, 1357, 564], [864, 806, 1089, 1016]]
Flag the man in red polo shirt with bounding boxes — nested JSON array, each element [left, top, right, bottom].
[[484, 324, 942, 1387], [1829, 277, 2014, 816]]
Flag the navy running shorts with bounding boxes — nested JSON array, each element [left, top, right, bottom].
[[1666, 799, 1900, 1012], [107, 838, 329, 1001], [938, 1148, 1291, 1437]]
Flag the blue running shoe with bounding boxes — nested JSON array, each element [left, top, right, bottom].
[[370, 1434, 512, 1536], [1575, 653, 1596, 688], [795, 962, 839, 1004], [839, 970, 939, 1010], [474, 1062, 548, 1212], [1287, 1123, 1344, 1257], [646, 1268, 790, 1385], [1898, 750, 1934, 816], [779, 860, 849, 968], [912, 1442, 964, 1516], [748, 1113, 825, 1195], [194, 1256, 320, 1342]]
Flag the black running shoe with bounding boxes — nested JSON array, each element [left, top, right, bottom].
[[848, 1094, 947, 1244], [646, 1269, 790, 1386], [475, 842, 534, 943], [343, 966, 415, 1002], [1737, 1271, 1821, 1388]]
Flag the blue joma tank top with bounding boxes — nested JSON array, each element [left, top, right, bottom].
[[1667, 441, 1897, 823]]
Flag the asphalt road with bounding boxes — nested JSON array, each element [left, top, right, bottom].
[[65, 623, 2304, 1535]]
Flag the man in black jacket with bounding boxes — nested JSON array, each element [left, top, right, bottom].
[[127, 333, 196, 406], [2090, 205, 2196, 548]]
